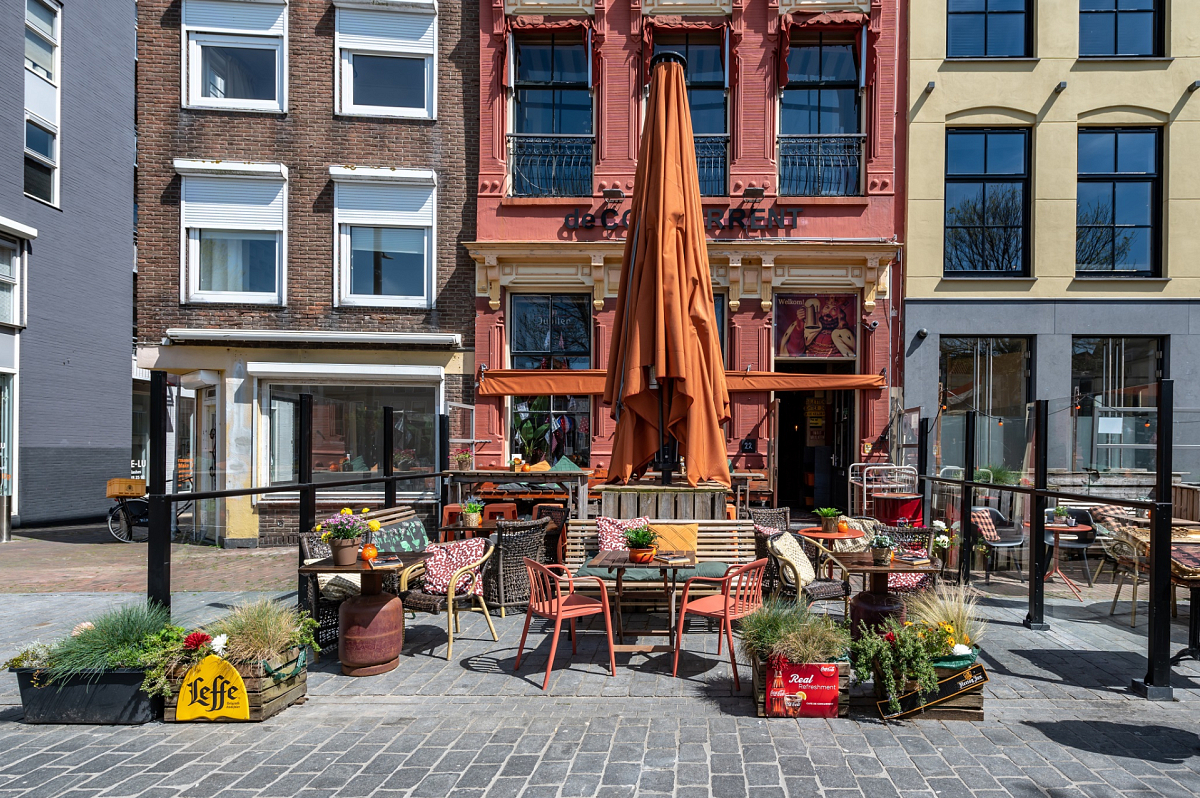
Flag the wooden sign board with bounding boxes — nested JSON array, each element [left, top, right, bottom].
[[175, 655, 250, 721], [766, 661, 840, 718], [877, 663, 988, 720]]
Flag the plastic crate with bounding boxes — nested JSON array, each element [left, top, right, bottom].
[[107, 478, 146, 499]]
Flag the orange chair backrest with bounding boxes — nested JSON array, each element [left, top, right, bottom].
[[485, 502, 518, 521], [524, 557, 563, 615], [725, 558, 768, 619], [442, 504, 463, 526]]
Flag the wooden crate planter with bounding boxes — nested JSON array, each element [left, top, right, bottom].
[[164, 648, 307, 722], [871, 660, 985, 721], [751, 657, 850, 718]]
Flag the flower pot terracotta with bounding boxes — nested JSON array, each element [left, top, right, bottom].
[[871, 547, 891, 566], [821, 516, 838, 534], [462, 512, 482, 528], [330, 537, 361, 566], [628, 546, 656, 564]]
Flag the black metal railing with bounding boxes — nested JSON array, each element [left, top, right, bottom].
[[509, 134, 594, 197], [778, 134, 865, 197], [695, 135, 729, 197]]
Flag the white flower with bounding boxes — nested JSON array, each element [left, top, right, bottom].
[[934, 535, 951, 550], [952, 644, 972, 656], [70, 621, 95, 637], [933, 520, 947, 531], [211, 634, 228, 656]]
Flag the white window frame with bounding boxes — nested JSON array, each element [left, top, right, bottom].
[[181, 0, 288, 113], [330, 166, 437, 309], [175, 159, 288, 306], [23, 113, 57, 207], [24, 0, 59, 85], [0, 238, 26, 328], [333, 0, 438, 120], [24, 0, 61, 207]]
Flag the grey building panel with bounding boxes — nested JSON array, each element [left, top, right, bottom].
[[1, 1, 136, 524]]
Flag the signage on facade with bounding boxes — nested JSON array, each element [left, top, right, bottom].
[[774, 294, 859, 359], [563, 206, 804, 232]]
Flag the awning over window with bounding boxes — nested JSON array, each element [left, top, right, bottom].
[[478, 370, 884, 396]]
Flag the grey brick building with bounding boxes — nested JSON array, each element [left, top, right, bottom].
[[0, 0, 135, 525]]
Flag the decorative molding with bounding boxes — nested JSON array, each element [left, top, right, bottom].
[[173, 159, 288, 180], [328, 166, 437, 185], [776, 0, 869, 13], [504, 0, 594, 13], [166, 329, 461, 346], [641, 0, 731, 15], [759, 255, 774, 312]]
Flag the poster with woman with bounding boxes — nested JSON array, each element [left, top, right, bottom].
[[774, 294, 858, 359]]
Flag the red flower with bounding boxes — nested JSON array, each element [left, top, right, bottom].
[[883, 631, 896, 643], [184, 631, 212, 651]]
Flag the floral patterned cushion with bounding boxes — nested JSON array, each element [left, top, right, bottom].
[[596, 516, 651, 551], [889, 572, 932, 594], [422, 538, 487, 596]]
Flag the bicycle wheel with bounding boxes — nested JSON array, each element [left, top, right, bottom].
[[108, 505, 134, 542]]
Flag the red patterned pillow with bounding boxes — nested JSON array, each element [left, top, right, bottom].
[[889, 572, 932, 594], [422, 538, 487, 596], [597, 516, 651, 551], [971, 510, 999, 542]]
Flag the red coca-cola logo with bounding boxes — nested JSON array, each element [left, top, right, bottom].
[[820, 665, 838, 677]]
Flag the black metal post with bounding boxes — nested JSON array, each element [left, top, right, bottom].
[[297, 394, 315, 612], [957, 411, 976, 585], [1025, 400, 1049, 630], [147, 371, 171, 611], [1136, 378, 1174, 699], [918, 417, 931, 528], [383, 406, 396, 509]]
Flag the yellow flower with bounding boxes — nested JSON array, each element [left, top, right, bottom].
[[315, 524, 322, 531], [903, 621, 913, 627], [320, 531, 332, 543], [340, 508, 353, 515], [368, 520, 381, 532], [361, 508, 370, 514], [962, 634, 971, 645], [945, 625, 954, 634]]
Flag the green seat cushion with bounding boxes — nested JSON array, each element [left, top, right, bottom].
[[695, 561, 731, 579], [372, 517, 429, 554]]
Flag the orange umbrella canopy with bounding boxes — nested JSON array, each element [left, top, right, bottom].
[[603, 53, 731, 488]]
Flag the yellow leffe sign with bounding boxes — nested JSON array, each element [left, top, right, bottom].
[[176, 655, 250, 721]]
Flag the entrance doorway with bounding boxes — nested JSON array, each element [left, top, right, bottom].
[[774, 364, 856, 517]]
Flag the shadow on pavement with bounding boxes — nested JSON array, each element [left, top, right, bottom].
[[1022, 720, 1200, 764]]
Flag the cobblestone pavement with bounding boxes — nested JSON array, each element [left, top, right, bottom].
[[2, 582, 1200, 798]]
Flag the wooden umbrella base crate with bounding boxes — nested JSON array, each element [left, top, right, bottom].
[[164, 648, 307, 722], [751, 657, 850, 718]]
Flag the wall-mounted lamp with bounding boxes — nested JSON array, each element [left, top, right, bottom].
[[925, 81, 936, 94], [602, 188, 625, 202], [1055, 81, 1068, 93], [742, 187, 765, 201], [1190, 81, 1200, 93], [916, 328, 929, 339]]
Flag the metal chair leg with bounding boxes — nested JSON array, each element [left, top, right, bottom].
[[1110, 571, 1126, 616]]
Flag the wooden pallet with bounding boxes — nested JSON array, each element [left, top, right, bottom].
[[164, 649, 307, 723], [597, 484, 728, 520], [751, 658, 850, 718]]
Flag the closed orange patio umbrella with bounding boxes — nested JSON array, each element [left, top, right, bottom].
[[603, 51, 730, 488]]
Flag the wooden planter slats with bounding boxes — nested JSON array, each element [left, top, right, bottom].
[[751, 658, 850, 718], [164, 648, 307, 723], [871, 662, 985, 721], [598, 485, 727, 520]]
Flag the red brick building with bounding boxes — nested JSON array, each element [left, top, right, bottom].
[[135, 0, 477, 543], [469, 0, 903, 511]]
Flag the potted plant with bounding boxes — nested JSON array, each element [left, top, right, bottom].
[[1053, 505, 1075, 526], [461, 500, 484, 528], [316, 508, 377, 566], [4, 602, 171, 724], [815, 507, 841, 535], [452, 447, 473, 471], [905, 584, 985, 669], [624, 525, 658, 563], [740, 599, 851, 718], [851, 617, 944, 716], [870, 533, 895, 566]]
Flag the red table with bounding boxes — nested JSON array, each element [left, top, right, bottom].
[[1045, 523, 1092, 602], [873, 493, 923, 526]]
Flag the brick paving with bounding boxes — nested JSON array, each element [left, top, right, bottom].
[[2, 551, 1200, 796]]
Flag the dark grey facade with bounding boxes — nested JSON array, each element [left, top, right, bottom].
[[1, 1, 135, 524]]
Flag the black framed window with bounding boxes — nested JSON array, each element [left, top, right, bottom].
[[1080, 1, 1161, 58], [781, 34, 860, 135], [513, 35, 591, 135], [654, 34, 727, 196], [944, 129, 1030, 276], [947, 0, 1032, 58], [1076, 128, 1160, 275]]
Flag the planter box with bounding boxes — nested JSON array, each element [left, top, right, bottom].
[[164, 648, 307, 723], [872, 661, 985, 721], [751, 657, 849, 718], [11, 668, 158, 724]]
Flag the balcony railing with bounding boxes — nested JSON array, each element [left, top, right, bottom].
[[509, 134, 594, 198], [695, 135, 729, 197], [778, 134, 865, 197]]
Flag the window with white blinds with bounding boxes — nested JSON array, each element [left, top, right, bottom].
[[331, 168, 436, 308], [182, 0, 287, 112], [334, 1, 437, 119], [179, 168, 287, 304]]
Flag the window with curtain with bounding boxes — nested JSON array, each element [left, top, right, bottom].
[[196, 230, 279, 294], [1076, 128, 1160, 275], [947, 0, 1031, 58], [1080, 0, 1160, 58], [0, 240, 19, 325], [509, 294, 592, 465], [944, 128, 1030, 275]]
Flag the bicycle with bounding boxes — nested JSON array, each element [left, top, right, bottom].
[[107, 482, 195, 543]]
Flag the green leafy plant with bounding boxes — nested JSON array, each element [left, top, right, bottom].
[[623, 526, 658, 549], [1054, 505, 1070, 519], [871, 534, 896, 550], [513, 397, 552, 463], [815, 507, 842, 519], [206, 599, 319, 668], [3, 642, 51, 670], [850, 617, 948, 715], [980, 463, 1020, 486], [463, 500, 484, 514], [739, 598, 849, 664], [138, 625, 192, 698], [46, 603, 172, 684], [452, 447, 473, 467]]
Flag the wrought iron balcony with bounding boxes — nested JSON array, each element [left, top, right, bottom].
[[695, 135, 729, 197], [508, 134, 594, 198], [778, 134, 865, 197]]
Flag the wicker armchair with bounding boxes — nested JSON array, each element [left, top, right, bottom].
[[766, 531, 851, 615], [484, 517, 552, 617], [749, 507, 789, 595], [874, 524, 937, 595], [399, 538, 499, 659], [534, 503, 569, 564]]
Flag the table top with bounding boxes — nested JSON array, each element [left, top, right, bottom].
[[834, 551, 942, 575], [440, 520, 501, 533], [873, 492, 923, 500], [298, 551, 431, 575], [797, 526, 865, 541], [444, 470, 592, 481], [1046, 523, 1093, 533], [588, 550, 698, 570]]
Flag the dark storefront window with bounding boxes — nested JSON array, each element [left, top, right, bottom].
[[947, 0, 1032, 58], [939, 336, 1030, 471], [1080, 0, 1161, 58], [944, 128, 1030, 276]]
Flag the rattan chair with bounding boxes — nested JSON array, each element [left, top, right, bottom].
[[399, 538, 499, 659], [484, 517, 552, 617], [533, 503, 569, 564], [749, 507, 789, 595], [766, 532, 851, 615], [873, 524, 938, 594]]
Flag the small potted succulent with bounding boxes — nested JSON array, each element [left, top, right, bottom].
[[316, 508, 378, 566], [815, 507, 841, 535], [870, 533, 895, 566], [1053, 505, 1073, 526], [461, 500, 484, 528], [452, 447, 473, 471], [624, 525, 658, 564]]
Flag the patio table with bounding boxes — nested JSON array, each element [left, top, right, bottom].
[[1045, 523, 1091, 602], [438, 519, 500, 540], [586, 550, 697, 654], [1170, 543, 1200, 665], [836, 551, 942, 638]]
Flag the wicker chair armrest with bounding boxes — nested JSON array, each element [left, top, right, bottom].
[[399, 562, 426, 592], [807, 539, 852, 574]]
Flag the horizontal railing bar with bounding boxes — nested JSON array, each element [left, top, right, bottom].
[[778, 133, 867, 139], [507, 133, 596, 139], [921, 474, 1157, 510], [152, 470, 436, 503]]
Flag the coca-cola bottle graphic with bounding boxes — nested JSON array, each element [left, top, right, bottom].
[[768, 669, 786, 717]]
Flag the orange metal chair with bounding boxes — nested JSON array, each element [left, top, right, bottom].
[[672, 558, 769, 691], [440, 504, 463, 542], [726, 503, 737, 520], [484, 502, 518, 521], [515, 558, 616, 690]]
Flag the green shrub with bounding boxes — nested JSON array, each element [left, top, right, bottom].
[[47, 602, 171, 684], [623, 526, 657, 549]]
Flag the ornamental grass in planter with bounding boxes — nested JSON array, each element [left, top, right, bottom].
[[4, 602, 171, 724]]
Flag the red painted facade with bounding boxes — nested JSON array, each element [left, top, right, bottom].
[[468, 0, 904, 498]]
